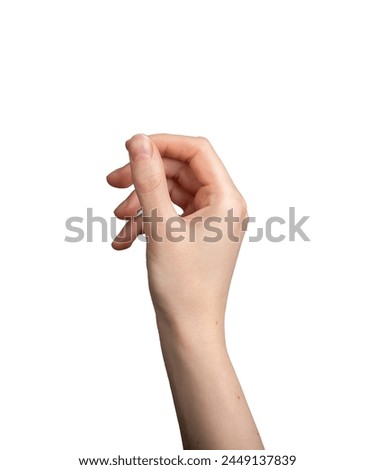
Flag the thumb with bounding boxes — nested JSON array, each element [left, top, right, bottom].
[[126, 134, 176, 218]]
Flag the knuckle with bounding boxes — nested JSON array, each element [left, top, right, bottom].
[[195, 136, 211, 149], [217, 193, 247, 218], [228, 194, 247, 218], [237, 196, 248, 217]]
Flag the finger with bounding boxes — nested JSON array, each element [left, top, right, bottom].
[[166, 178, 195, 212], [115, 179, 194, 220], [112, 213, 143, 250], [108, 158, 201, 194], [106, 163, 132, 188], [114, 190, 141, 219], [163, 158, 201, 194], [149, 134, 231, 186], [126, 134, 176, 219]]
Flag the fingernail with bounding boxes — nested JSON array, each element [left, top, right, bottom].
[[128, 134, 151, 161]]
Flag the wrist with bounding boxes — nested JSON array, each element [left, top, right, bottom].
[[155, 308, 228, 360]]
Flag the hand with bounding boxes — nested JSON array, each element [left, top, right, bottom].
[[107, 134, 263, 450], [107, 134, 247, 329]]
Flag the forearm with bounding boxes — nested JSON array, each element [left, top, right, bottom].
[[156, 312, 264, 450]]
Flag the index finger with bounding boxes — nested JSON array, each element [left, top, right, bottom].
[[148, 134, 230, 186]]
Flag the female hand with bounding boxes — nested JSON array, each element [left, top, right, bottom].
[[107, 134, 263, 450], [107, 134, 247, 328]]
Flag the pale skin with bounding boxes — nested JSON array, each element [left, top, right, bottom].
[[107, 134, 264, 450]]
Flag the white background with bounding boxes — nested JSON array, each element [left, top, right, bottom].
[[0, 1, 374, 469]]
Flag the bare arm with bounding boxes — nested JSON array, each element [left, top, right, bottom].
[[107, 134, 263, 450], [157, 313, 263, 450]]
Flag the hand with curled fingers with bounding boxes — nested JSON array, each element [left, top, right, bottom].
[[107, 134, 263, 450]]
